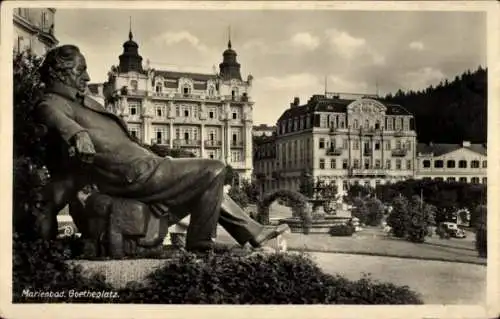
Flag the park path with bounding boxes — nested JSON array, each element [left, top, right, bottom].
[[309, 252, 486, 304]]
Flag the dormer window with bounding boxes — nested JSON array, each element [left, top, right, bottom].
[[155, 83, 162, 93], [208, 86, 215, 96], [183, 86, 191, 96]]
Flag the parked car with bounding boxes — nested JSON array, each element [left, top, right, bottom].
[[436, 222, 466, 239], [57, 214, 79, 238]]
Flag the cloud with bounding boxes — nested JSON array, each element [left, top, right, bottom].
[[326, 75, 369, 93], [153, 31, 211, 53], [258, 73, 320, 90], [290, 32, 320, 51], [409, 41, 425, 51], [325, 29, 385, 65], [400, 67, 445, 91]]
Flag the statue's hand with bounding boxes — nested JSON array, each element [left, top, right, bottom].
[[71, 131, 96, 163]]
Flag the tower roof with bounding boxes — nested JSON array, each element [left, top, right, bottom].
[[219, 29, 241, 81]]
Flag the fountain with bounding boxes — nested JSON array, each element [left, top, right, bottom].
[[278, 177, 352, 234]]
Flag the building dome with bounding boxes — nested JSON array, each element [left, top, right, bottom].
[[118, 26, 143, 73], [219, 39, 242, 81]]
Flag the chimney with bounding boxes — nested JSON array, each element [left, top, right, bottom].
[[462, 141, 471, 147], [294, 97, 300, 106]]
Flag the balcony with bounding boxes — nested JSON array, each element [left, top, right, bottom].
[[351, 169, 388, 177], [394, 130, 405, 137], [204, 140, 222, 148], [223, 95, 249, 102], [150, 139, 169, 145], [326, 148, 343, 156], [173, 139, 201, 147], [391, 148, 408, 157], [126, 89, 147, 97], [360, 127, 383, 135], [231, 140, 244, 148], [363, 149, 372, 156]]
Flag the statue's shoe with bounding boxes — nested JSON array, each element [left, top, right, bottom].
[[249, 224, 291, 248]]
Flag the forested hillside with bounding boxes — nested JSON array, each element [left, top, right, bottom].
[[383, 67, 487, 143]]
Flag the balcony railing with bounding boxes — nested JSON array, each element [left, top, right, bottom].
[[350, 169, 388, 177], [391, 148, 408, 157], [326, 148, 343, 156], [173, 139, 201, 147], [231, 140, 244, 148], [126, 89, 147, 97], [204, 140, 222, 148], [394, 130, 405, 137], [223, 95, 249, 102], [150, 139, 169, 145]]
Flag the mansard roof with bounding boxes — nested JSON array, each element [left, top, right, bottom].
[[277, 95, 411, 122]]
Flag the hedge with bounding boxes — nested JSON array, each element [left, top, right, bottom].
[[13, 234, 423, 304]]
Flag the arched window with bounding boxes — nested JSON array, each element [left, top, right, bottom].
[[183, 85, 191, 95]]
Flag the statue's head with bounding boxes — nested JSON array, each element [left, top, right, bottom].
[[39, 45, 90, 93]]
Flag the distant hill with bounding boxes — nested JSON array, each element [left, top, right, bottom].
[[383, 67, 487, 144]]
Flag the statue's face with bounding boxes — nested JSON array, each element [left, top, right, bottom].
[[66, 54, 90, 93]]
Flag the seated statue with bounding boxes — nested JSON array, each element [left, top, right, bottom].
[[34, 44, 289, 258]]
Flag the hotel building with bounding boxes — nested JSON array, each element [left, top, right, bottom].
[[89, 28, 254, 178], [254, 93, 417, 196]]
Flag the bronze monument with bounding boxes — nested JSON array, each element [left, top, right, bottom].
[[35, 45, 289, 258]]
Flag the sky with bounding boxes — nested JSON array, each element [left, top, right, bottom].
[[54, 9, 486, 126]]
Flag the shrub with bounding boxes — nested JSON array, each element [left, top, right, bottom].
[[117, 252, 423, 304], [228, 185, 250, 209], [329, 223, 355, 237], [13, 233, 113, 303], [351, 196, 369, 225], [405, 196, 436, 243], [387, 196, 410, 238], [475, 205, 487, 258]]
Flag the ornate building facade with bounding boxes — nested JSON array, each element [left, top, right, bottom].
[[13, 8, 58, 55], [416, 141, 487, 184], [253, 93, 417, 196], [89, 29, 254, 178]]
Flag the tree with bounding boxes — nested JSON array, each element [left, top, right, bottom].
[[387, 196, 410, 238], [298, 170, 314, 198], [241, 179, 260, 204], [344, 184, 373, 203], [351, 197, 369, 225], [224, 165, 238, 186], [13, 51, 49, 238], [227, 186, 249, 210], [405, 196, 436, 243], [365, 197, 385, 226]]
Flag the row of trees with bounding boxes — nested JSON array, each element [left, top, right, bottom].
[[384, 67, 487, 144]]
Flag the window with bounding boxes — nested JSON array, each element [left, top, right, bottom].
[[155, 104, 165, 117], [319, 158, 325, 169], [387, 117, 393, 130], [129, 128, 139, 138], [386, 160, 391, 169], [459, 177, 467, 183], [342, 159, 348, 169], [353, 159, 360, 169], [330, 159, 336, 169], [209, 111, 214, 119], [175, 106, 180, 117], [482, 177, 487, 184], [375, 180, 381, 186], [184, 110, 189, 117], [385, 141, 391, 150], [406, 140, 412, 150], [434, 160, 444, 168], [423, 160, 431, 168], [447, 160, 455, 168], [343, 139, 348, 149], [128, 101, 139, 115], [353, 119, 359, 129], [175, 128, 180, 139], [353, 140, 359, 150], [471, 177, 480, 184], [319, 138, 325, 149], [482, 160, 487, 168], [375, 120, 380, 130], [364, 159, 370, 169], [364, 119, 369, 129], [471, 160, 480, 168], [343, 181, 349, 191], [459, 160, 467, 168], [375, 159, 381, 169], [447, 177, 456, 182], [155, 83, 162, 93], [183, 86, 190, 95], [232, 112, 237, 120], [396, 159, 402, 170], [130, 80, 138, 91], [208, 86, 215, 96], [374, 142, 380, 150], [435, 177, 444, 182], [406, 160, 412, 170]]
